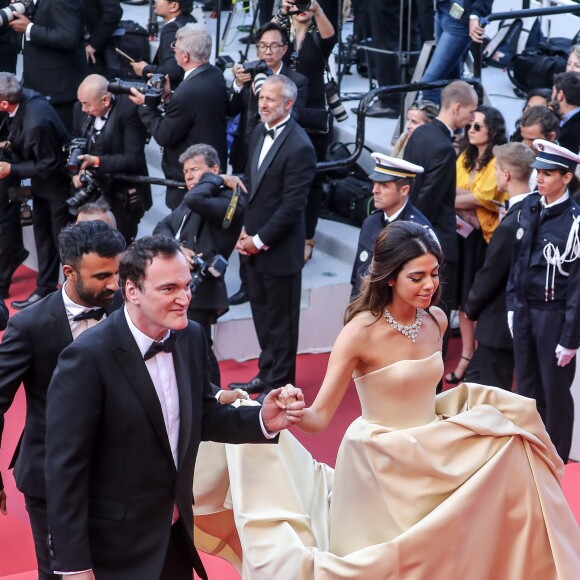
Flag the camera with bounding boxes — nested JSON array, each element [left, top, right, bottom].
[[65, 171, 104, 216], [291, 1, 311, 12], [66, 138, 88, 175], [0, 0, 33, 30], [190, 254, 228, 295], [325, 79, 348, 122], [241, 60, 270, 94], [108, 74, 165, 107]]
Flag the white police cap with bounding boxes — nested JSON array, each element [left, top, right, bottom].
[[532, 139, 580, 173], [369, 152, 424, 183]]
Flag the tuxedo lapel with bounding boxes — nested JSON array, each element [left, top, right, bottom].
[[249, 132, 265, 202], [48, 292, 74, 346], [112, 314, 175, 464], [172, 332, 193, 467]]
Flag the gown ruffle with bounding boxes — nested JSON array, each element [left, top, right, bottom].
[[192, 353, 580, 579]]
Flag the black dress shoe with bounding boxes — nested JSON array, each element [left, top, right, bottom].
[[228, 288, 249, 305], [239, 34, 256, 45], [12, 292, 48, 310], [228, 377, 268, 394], [352, 101, 399, 119]]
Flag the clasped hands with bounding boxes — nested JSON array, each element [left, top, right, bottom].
[[236, 228, 259, 255], [262, 384, 305, 432]]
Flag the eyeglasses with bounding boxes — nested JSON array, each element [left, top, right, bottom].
[[256, 42, 285, 53], [465, 122, 486, 132]]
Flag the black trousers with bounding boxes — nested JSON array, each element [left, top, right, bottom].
[[0, 180, 25, 296], [160, 520, 201, 580], [477, 343, 514, 392], [513, 304, 575, 463], [24, 495, 59, 580], [188, 308, 221, 387], [32, 195, 71, 294], [246, 266, 301, 387]]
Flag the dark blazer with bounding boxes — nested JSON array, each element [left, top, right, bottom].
[[8, 90, 70, 200], [557, 112, 580, 154], [85, 0, 122, 52], [464, 198, 527, 350], [142, 13, 196, 90], [0, 291, 120, 496], [244, 117, 316, 276], [153, 173, 245, 315], [72, 94, 152, 211], [139, 63, 228, 179], [23, 0, 87, 104], [45, 310, 267, 579], [404, 118, 459, 263], [227, 64, 308, 173], [351, 203, 435, 297]]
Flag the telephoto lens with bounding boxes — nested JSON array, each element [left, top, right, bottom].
[[325, 80, 348, 122], [0, 2, 26, 29]]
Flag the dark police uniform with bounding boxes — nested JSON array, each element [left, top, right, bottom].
[[508, 192, 580, 463], [351, 202, 434, 297]]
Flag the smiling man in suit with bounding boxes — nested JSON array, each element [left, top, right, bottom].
[[0, 221, 126, 580], [44, 235, 305, 580], [229, 75, 316, 397]]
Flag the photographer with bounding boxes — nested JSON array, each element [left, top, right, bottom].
[[8, 0, 87, 131], [0, 73, 71, 310], [130, 0, 196, 90], [132, 23, 228, 209], [85, 0, 123, 77], [273, 0, 336, 260], [0, 0, 18, 73], [72, 74, 151, 243], [153, 144, 246, 386]]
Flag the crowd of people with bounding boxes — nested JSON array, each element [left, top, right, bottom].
[[0, 0, 580, 578]]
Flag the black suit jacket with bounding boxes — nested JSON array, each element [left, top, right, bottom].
[[464, 199, 527, 350], [23, 0, 87, 104], [557, 112, 580, 154], [85, 0, 122, 52], [72, 94, 152, 210], [153, 173, 245, 315], [142, 14, 196, 90], [45, 310, 267, 579], [244, 117, 316, 276], [8, 90, 70, 200], [227, 64, 308, 173], [404, 118, 459, 263], [139, 63, 228, 179]]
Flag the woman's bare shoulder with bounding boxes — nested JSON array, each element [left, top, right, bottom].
[[428, 306, 448, 333]]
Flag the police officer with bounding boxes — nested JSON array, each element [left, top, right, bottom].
[[508, 139, 580, 463], [351, 153, 435, 297]]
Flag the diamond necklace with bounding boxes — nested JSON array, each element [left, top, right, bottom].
[[383, 308, 423, 342]]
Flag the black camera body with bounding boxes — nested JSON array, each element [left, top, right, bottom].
[[291, 1, 311, 12], [65, 171, 105, 216], [107, 74, 165, 108], [242, 59, 269, 77], [66, 138, 88, 175], [0, 0, 33, 30], [190, 254, 228, 295]]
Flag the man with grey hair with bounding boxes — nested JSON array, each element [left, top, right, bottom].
[[229, 75, 316, 397], [0, 73, 71, 310], [153, 143, 246, 385], [131, 24, 228, 209]]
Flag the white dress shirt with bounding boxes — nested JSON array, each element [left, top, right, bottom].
[[62, 284, 107, 340]]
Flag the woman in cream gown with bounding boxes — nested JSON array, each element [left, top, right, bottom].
[[192, 222, 580, 579]]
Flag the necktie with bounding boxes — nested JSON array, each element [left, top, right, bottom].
[[143, 331, 177, 361], [262, 120, 288, 139], [72, 308, 106, 322]]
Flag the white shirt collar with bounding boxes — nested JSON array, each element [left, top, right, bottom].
[[123, 306, 171, 357], [509, 192, 532, 208], [62, 283, 100, 320], [8, 104, 19, 118], [384, 200, 408, 222], [540, 190, 569, 209], [265, 113, 291, 135]]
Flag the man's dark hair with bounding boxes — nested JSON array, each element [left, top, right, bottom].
[[178, 143, 220, 169], [520, 106, 560, 137], [77, 201, 112, 214], [58, 221, 126, 269], [176, 0, 193, 14], [0, 72, 24, 104], [553, 72, 580, 106], [256, 22, 289, 46], [119, 235, 181, 296]]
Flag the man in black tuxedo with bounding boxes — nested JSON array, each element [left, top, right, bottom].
[[404, 80, 478, 316], [465, 143, 535, 391], [44, 235, 304, 580], [131, 0, 196, 90], [72, 74, 152, 243], [0, 0, 18, 74], [229, 75, 315, 395], [0, 221, 126, 580], [8, 0, 87, 131], [154, 143, 246, 385], [351, 153, 435, 298], [84, 0, 123, 77], [132, 23, 228, 209], [553, 72, 580, 154], [0, 73, 71, 311]]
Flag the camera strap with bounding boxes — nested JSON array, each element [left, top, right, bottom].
[[222, 186, 241, 230]]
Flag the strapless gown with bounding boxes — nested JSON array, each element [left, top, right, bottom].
[[192, 353, 580, 579]]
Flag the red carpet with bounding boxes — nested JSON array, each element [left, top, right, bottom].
[[1, 266, 579, 578]]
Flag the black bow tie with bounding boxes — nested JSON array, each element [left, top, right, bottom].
[[72, 308, 106, 322], [143, 331, 177, 361], [262, 121, 288, 139]]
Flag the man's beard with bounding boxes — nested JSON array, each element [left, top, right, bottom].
[[75, 279, 115, 308]]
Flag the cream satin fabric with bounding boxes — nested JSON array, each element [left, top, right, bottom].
[[192, 357, 580, 579]]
